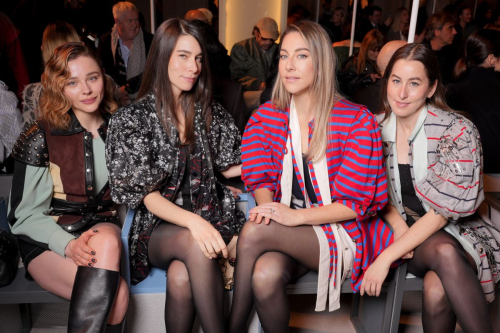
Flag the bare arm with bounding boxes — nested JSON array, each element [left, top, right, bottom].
[[250, 186, 357, 227], [379, 208, 447, 264], [143, 191, 229, 259], [360, 208, 448, 296], [381, 204, 414, 259], [220, 164, 242, 179]]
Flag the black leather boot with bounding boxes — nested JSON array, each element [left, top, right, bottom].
[[106, 317, 126, 333], [67, 266, 120, 333]]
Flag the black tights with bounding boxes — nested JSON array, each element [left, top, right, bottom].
[[148, 222, 225, 333], [228, 221, 320, 333], [408, 230, 493, 333]]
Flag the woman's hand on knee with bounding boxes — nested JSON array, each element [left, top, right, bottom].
[[359, 257, 391, 297], [64, 229, 99, 267], [187, 217, 228, 259], [250, 202, 301, 226]]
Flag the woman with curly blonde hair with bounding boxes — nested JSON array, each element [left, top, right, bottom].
[[9, 42, 128, 333]]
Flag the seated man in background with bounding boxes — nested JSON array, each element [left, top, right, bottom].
[[98, 1, 153, 102], [424, 12, 458, 85], [230, 17, 279, 111]]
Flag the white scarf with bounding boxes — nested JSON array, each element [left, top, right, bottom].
[[280, 100, 355, 311], [110, 25, 146, 82]]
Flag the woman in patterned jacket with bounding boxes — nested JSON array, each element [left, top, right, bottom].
[[106, 19, 245, 333], [228, 21, 392, 332], [361, 43, 499, 333]]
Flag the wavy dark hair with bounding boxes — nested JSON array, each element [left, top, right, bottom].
[[137, 18, 212, 146], [453, 29, 500, 80], [39, 42, 118, 129], [381, 43, 451, 122]]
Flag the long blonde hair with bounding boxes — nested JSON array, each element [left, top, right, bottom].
[[41, 21, 81, 65], [390, 7, 409, 32], [272, 20, 344, 162]]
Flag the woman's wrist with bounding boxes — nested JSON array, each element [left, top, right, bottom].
[[64, 239, 75, 258], [186, 215, 208, 230]]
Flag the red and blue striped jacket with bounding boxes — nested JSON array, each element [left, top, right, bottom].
[[242, 100, 393, 291]]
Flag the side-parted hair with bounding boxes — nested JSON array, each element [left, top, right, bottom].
[[381, 43, 451, 122], [357, 29, 384, 75], [137, 19, 212, 146], [453, 29, 500, 79], [425, 12, 455, 41], [272, 20, 344, 162], [113, 1, 138, 20], [42, 21, 81, 65], [39, 43, 118, 129], [390, 7, 409, 32]]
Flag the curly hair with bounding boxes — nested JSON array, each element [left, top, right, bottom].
[[39, 42, 118, 129]]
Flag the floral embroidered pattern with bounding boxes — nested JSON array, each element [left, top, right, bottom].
[[106, 92, 245, 284]]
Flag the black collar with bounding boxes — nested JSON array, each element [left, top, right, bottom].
[[51, 110, 111, 136]]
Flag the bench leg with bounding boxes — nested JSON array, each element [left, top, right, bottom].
[[19, 303, 31, 333], [389, 263, 408, 333]]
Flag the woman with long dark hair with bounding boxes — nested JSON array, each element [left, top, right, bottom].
[[106, 19, 245, 333], [9, 43, 128, 332], [447, 29, 500, 173], [361, 43, 499, 333], [228, 21, 392, 332]]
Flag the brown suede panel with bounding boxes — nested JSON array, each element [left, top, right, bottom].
[[42, 122, 87, 202]]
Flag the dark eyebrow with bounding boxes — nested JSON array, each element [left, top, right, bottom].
[[87, 71, 100, 76], [391, 74, 423, 81], [177, 50, 203, 57]]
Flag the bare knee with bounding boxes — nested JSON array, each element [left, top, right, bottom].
[[252, 258, 289, 302], [167, 261, 192, 301], [88, 226, 122, 268]]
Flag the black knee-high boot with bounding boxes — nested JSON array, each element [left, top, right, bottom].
[[67, 266, 120, 333]]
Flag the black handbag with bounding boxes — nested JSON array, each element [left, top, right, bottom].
[[0, 229, 19, 287]]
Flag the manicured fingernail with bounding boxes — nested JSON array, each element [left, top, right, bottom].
[[91, 251, 96, 255], [92, 258, 96, 263], [88, 263, 92, 267]]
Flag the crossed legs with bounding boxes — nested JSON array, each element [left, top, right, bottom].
[[408, 230, 493, 333], [228, 220, 320, 333], [147, 221, 225, 333]]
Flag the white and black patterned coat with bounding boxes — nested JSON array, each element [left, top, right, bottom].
[[106, 92, 245, 284]]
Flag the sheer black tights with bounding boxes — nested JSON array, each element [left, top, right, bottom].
[[228, 221, 320, 333], [148, 222, 225, 333], [407, 230, 493, 333]]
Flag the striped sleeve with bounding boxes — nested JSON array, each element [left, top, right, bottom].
[[416, 117, 483, 221], [241, 104, 283, 195], [331, 109, 388, 216]]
